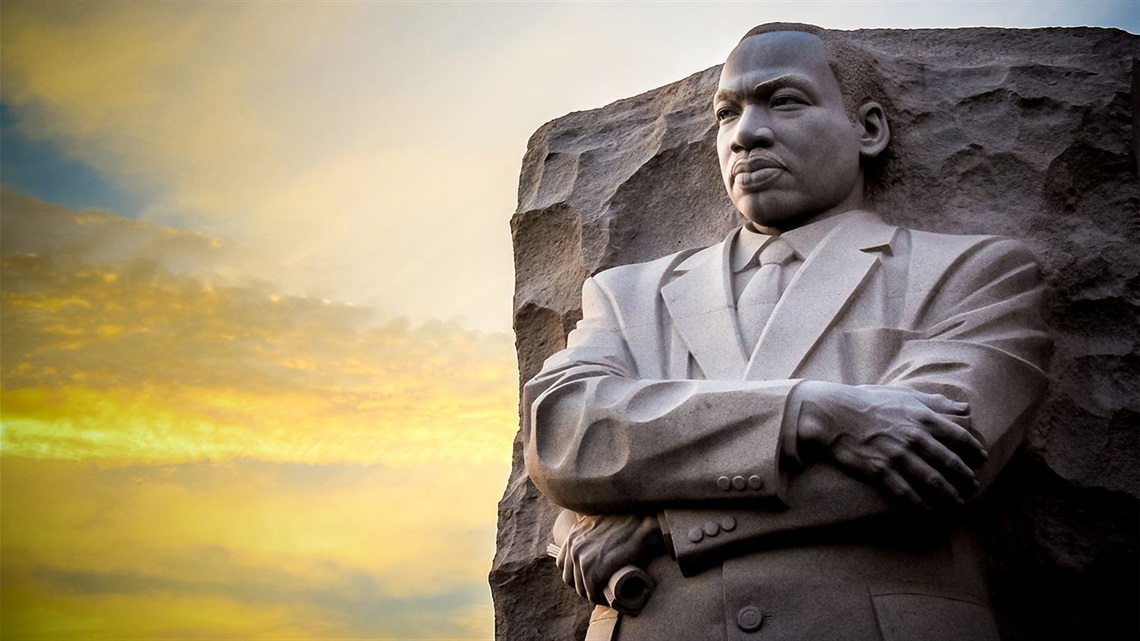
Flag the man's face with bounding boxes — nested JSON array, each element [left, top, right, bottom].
[[715, 31, 864, 231]]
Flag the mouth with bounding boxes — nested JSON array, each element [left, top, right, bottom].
[[735, 167, 783, 190], [731, 155, 785, 190]]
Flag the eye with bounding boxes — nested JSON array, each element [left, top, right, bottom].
[[771, 94, 806, 109], [715, 106, 738, 122]]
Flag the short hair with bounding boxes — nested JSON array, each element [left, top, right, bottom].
[[737, 23, 894, 193], [739, 23, 887, 122]]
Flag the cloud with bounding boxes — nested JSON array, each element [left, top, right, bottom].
[[0, 2, 521, 330], [1, 189, 518, 466], [28, 564, 485, 639], [1, 459, 497, 639], [2, 458, 503, 596], [1, 192, 510, 637]]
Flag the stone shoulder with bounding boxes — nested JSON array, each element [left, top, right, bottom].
[[590, 243, 718, 296]]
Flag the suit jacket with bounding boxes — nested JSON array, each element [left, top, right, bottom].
[[523, 211, 1051, 641]]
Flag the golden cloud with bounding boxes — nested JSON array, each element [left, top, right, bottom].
[[1, 191, 515, 638], [2, 190, 519, 466], [1, 457, 498, 639], [0, 3, 520, 329]]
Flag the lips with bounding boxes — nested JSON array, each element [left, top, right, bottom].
[[732, 155, 784, 177], [731, 155, 785, 190]]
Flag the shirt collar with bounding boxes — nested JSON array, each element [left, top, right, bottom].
[[731, 210, 861, 273]]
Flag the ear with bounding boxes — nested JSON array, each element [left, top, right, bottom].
[[856, 101, 890, 159]]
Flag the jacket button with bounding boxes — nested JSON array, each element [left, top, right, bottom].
[[732, 475, 746, 490], [702, 521, 720, 537], [687, 527, 704, 543], [721, 516, 737, 532], [748, 475, 763, 490], [737, 606, 763, 632], [717, 476, 731, 491]]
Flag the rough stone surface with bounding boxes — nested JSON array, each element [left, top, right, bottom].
[[492, 27, 1138, 641]]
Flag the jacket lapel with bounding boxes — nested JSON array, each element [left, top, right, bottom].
[[745, 211, 899, 381], [661, 230, 748, 380]]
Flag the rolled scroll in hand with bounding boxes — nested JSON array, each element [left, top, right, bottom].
[[546, 541, 654, 615]]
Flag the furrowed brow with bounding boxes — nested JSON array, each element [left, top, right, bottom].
[[752, 74, 810, 96], [715, 74, 812, 104]]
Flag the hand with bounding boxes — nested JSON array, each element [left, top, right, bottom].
[[555, 513, 663, 606], [793, 381, 986, 511]]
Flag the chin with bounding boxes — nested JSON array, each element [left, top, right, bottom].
[[736, 201, 811, 231]]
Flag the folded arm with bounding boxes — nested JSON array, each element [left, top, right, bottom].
[[528, 238, 1051, 575], [663, 238, 1052, 572], [523, 277, 798, 514]]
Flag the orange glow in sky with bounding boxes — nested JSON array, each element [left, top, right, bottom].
[[1, 190, 515, 639], [2, 2, 1135, 638]]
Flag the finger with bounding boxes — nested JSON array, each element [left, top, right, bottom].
[[911, 390, 970, 415], [561, 543, 575, 589], [572, 549, 588, 599], [879, 467, 931, 511], [923, 411, 988, 465], [910, 430, 979, 497], [898, 453, 964, 507], [555, 539, 567, 572], [943, 412, 972, 432], [583, 561, 604, 605], [833, 447, 928, 511]]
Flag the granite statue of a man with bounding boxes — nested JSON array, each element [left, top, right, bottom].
[[522, 23, 1052, 641]]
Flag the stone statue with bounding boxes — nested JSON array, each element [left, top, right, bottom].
[[522, 23, 1053, 641]]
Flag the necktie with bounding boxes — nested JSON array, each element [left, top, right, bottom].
[[737, 237, 797, 352]]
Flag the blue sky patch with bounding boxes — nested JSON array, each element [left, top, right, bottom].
[[0, 102, 145, 217]]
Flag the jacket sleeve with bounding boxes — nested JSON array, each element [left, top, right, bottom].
[[661, 238, 1052, 574], [523, 275, 799, 515]]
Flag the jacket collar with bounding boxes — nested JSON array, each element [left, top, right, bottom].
[[663, 210, 898, 380]]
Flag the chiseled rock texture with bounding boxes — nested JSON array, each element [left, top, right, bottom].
[[492, 27, 1138, 641]]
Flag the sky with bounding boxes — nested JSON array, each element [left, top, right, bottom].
[[1, 1, 1136, 639]]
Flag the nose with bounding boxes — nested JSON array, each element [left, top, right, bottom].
[[731, 106, 775, 152]]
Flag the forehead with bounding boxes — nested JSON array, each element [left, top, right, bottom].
[[718, 31, 838, 93]]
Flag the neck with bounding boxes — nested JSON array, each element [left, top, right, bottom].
[[747, 205, 862, 236], [747, 181, 866, 235]]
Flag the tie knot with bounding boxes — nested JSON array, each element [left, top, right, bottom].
[[758, 237, 796, 267]]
